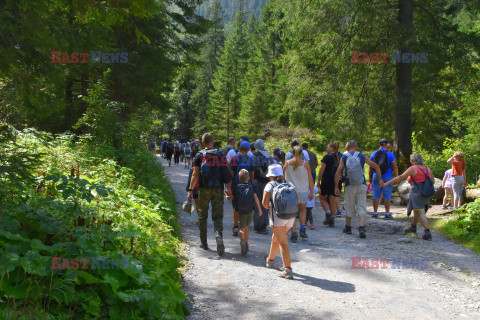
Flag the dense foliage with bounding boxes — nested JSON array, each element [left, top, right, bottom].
[[0, 125, 187, 319]]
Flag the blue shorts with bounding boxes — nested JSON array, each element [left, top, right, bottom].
[[372, 176, 393, 200]]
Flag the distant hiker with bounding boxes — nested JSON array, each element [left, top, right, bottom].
[[330, 141, 344, 217], [384, 153, 434, 240], [191, 140, 201, 159], [306, 186, 319, 229], [369, 139, 398, 219], [188, 133, 232, 255], [161, 139, 167, 158], [442, 168, 453, 209], [221, 137, 236, 157], [184, 143, 192, 168], [447, 152, 467, 209], [149, 139, 156, 155], [276, 151, 286, 167], [317, 141, 341, 227], [230, 141, 256, 237], [226, 169, 262, 255], [334, 140, 384, 239], [302, 143, 318, 183], [283, 146, 314, 242], [273, 148, 281, 163], [226, 135, 253, 165], [263, 164, 298, 279], [252, 139, 274, 235], [174, 141, 181, 165], [285, 139, 310, 162], [181, 141, 186, 163], [165, 139, 174, 166]]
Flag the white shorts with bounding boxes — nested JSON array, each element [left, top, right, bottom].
[[269, 212, 295, 228]]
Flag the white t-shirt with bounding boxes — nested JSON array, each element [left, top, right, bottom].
[[285, 150, 310, 162], [265, 180, 294, 193], [306, 186, 319, 208], [226, 149, 253, 164]]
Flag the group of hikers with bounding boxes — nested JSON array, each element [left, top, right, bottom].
[[158, 133, 467, 280], [149, 139, 202, 167]]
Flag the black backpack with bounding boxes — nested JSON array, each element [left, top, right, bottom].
[[372, 150, 389, 174], [412, 166, 435, 198], [200, 149, 223, 188], [166, 142, 174, 153], [234, 183, 255, 215], [255, 152, 274, 183]]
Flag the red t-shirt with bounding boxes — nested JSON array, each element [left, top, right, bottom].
[[407, 166, 431, 184], [451, 160, 465, 176]]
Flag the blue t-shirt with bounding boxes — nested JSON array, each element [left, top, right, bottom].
[[341, 151, 366, 187], [370, 148, 396, 179]]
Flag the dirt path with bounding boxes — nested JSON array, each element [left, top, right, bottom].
[[158, 156, 480, 320]]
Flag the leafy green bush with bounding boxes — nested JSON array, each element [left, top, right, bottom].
[[0, 125, 187, 319], [440, 199, 480, 254]]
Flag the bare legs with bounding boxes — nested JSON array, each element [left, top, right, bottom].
[[268, 226, 291, 268]]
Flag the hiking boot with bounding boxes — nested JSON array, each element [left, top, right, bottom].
[[359, 226, 366, 239], [384, 213, 393, 220], [232, 226, 239, 237], [240, 239, 247, 255], [215, 232, 224, 256], [323, 212, 333, 225], [404, 224, 417, 234], [299, 228, 308, 238], [246, 243, 249, 252], [278, 268, 293, 279], [309, 223, 315, 230], [290, 233, 298, 243], [372, 213, 378, 219], [265, 257, 274, 268], [335, 211, 342, 217], [343, 226, 352, 234], [200, 235, 208, 250], [422, 230, 432, 241]]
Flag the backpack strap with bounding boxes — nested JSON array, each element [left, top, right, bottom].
[[353, 151, 360, 157]]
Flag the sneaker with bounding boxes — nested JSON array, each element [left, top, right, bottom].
[[232, 226, 239, 237], [309, 223, 315, 230], [265, 257, 274, 268], [343, 226, 352, 234], [404, 224, 417, 234], [278, 268, 293, 279], [372, 213, 378, 219], [299, 228, 308, 238], [290, 233, 298, 243], [359, 226, 366, 239], [216, 232, 224, 256], [384, 213, 393, 220], [422, 230, 432, 241], [240, 239, 247, 255], [335, 211, 342, 217]]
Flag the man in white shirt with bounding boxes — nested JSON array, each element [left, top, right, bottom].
[[226, 135, 253, 164], [285, 139, 310, 161]]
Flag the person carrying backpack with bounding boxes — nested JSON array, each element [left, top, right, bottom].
[[262, 164, 299, 279], [334, 140, 384, 239], [369, 139, 398, 219], [188, 133, 232, 255], [174, 142, 181, 165], [184, 143, 192, 168], [230, 141, 256, 237], [226, 169, 262, 255], [384, 153, 434, 240], [252, 139, 274, 234], [165, 139, 174, 166], [317, 141, 341, 227]]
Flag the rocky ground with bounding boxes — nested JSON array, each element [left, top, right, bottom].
[[159, 156, 480, 320]]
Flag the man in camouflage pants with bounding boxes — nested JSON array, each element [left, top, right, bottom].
[[188, 133, 232, 256]]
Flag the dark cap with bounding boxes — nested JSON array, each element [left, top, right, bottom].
[[239, 135, 249, 142], [379, 139, 388, 146]]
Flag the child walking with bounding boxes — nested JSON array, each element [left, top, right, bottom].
[[227, 169, 262, 255], [262, 164, 299, 279], [306, 186, 319, 229], [442, 168, 453, 209]]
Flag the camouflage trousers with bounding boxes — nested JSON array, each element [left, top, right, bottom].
[[197, 187, 224, 236]]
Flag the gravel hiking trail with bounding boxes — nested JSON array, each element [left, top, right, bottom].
[[158, 156, 480, 320]]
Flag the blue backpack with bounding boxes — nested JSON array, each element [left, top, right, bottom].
[[234, 153, 253, 184]]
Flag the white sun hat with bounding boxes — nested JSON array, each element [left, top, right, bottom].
[[267, 164, 283, 177]]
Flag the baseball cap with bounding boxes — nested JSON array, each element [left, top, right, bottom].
[[379, 139, 388, 146], [239, 135, 249, 142], [240, 141, 250, 149]]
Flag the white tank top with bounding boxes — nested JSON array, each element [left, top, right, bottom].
[[285, 160, 309, 193]]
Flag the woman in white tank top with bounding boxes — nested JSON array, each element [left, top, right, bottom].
[[283, 146, 314, 241]]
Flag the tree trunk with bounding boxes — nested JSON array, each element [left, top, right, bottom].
[[394, 0, 414, 171]]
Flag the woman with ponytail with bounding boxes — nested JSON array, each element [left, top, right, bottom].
[[317, 141, 341, 226]]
